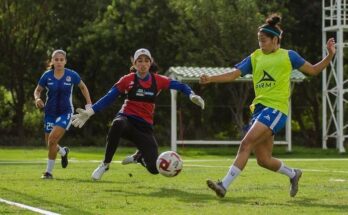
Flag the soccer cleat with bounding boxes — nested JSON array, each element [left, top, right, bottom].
[[206, 179, 227, 198], [91, 163, 109, 180], [290, 169, 302, 197], [41, 172, 53, 179], [121, 150, 142, 165], [61, 147, 70, 168]]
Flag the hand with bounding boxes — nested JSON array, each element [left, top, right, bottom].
[[71, 108, 94, 128], [199, 74, 211, 84], [190, 94, 205, 110], [327, 37, 336, 56], [35, 98, 44, 109]]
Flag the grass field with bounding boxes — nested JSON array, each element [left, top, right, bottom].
[[0, 146, 347, 215]]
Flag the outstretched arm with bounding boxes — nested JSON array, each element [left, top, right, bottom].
[[299, 38, 336, 76], [72, 86, 120, 128], [200, 68, 242, 84], [168, 80, 205, 109], [91, 86, 120, 113]]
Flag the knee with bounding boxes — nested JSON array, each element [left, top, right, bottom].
[[48, 134, 59, 146], [144, 160, 159, 175]]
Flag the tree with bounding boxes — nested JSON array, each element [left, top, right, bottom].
[[0, 0, 109, 141], [0, 0, 53, 138]]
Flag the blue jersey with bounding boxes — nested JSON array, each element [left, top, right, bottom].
[[38, 68, 81, 116]]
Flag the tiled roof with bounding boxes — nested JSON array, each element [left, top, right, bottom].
[[166, 66, 306, 82]]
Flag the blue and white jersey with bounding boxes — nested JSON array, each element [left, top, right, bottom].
[[38, 68, 81, 116]]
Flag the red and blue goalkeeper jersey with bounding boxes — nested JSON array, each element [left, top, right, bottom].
[[92, 72, 193, 125]]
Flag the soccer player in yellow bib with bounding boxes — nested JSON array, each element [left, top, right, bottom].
[[200, 14, 336, 198]]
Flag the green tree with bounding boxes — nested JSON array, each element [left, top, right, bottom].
[[0, 0, 109, 142], [0, 0, 53, 138]]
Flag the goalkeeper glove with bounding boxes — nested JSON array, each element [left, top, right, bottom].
[[189, 94, 205, 110], [71, 108, 94, 128]]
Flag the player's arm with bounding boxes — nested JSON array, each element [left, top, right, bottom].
[[167, 79, 205, 109], [299, 38, 336, 76], [200, 56, 251, 84], [200, 68, 241, 84], [71, 86, 120, 128], [33, 85, 45, 109], [91, 86, 120, 113], [157, 73, 205, 109], [78, 80, 92, 108]]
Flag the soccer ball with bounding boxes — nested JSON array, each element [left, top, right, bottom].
[[156, 151, 183, 177]]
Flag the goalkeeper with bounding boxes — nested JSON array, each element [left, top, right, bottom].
[[72, 48, 205, 180], [200, 14, 336, 198]]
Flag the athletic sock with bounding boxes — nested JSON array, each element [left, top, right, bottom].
[[221, 165, 241, 189], [277, 161, 296, 178], [58, 146, 66, 156], [46, 159, 55, 173]]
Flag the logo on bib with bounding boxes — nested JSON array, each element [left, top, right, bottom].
[[256, 70, 275, 88]]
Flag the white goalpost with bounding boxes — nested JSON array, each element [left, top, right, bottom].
[[167, 67, 306, 152]]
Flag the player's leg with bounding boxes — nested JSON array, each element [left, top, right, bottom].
[[207, 121, 271, 197], [131, 132, 159, 175], [254, 135, 281, 171], [92, 116, 130, 180], [121, 118, 157, 169], [254, 107, 302, 197], [254, 136, 302, 197], [42, 126, 66, 179], [54, 113, 72, 169], [42, 133, 53, 179]]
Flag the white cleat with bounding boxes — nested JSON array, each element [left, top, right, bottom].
[[91, 163, 109, 180], [121, 150, 142, 165]]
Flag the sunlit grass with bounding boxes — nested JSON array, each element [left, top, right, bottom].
[[0, 147, 347, 214]]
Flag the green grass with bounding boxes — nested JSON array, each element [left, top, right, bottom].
[[0, 146, 347, 215]]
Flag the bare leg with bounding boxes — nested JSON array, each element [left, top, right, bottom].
[[47, 126, 66, 160], [253, 134, 282, 171], [207, 121, 273, 197], [233, 121, 273, 170], [42, 126, 65, 177]]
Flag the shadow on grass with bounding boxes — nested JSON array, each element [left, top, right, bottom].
[[286, 197, 348, 212], [101, 184, 348, 213], [54, 177, 116, 184], [1, 188, 94, 215], [103, 186, 222, 203]]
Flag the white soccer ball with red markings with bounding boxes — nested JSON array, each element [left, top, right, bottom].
[[156, 151, 183, 177]]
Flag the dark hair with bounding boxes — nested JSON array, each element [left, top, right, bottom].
[[259, 14, 282, 43], [129, 58, 159, 73]]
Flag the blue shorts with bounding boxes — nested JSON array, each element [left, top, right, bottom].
[[44, 113, 72, 133], [248, 104, 287, 134]]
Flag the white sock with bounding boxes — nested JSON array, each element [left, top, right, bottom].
[[277, 162, 296, 178], [58, 146, 66, 156], [45, 159, 55, 173], [221, 165, 241, 189]]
